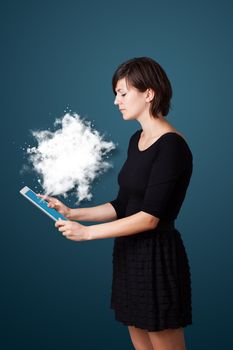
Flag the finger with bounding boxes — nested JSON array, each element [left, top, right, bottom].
[[61, 231, 73, 239], [55, 222, 63, 228], [48, 199, 61, 208], [47, 202, 55, 208], [65, 234, 75, 240], [55, 220, 66, 227], [36, 194, 49, 200], [62, 230, 71, 236], [37, 194, 57, 203], [58, 226, 67, 232], [37, 195, 52, 206], [64, 232, 75, 240]]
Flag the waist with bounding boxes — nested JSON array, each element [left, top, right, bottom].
[[156, 220, 175, 231]]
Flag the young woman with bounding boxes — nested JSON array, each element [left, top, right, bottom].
[[38, 57, 193, 350]]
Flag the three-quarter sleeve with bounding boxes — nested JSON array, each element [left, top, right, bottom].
[[141, 136, 190, 219]]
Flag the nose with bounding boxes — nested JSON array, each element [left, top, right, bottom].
[[114, 95, 121, 105], [114, 96, 118, 105]]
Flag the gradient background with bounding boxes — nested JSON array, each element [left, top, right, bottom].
[[1, 0, 233, 349]]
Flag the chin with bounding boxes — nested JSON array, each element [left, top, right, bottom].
[[122, 113, 136, 121], [123, 116, 133, 121]]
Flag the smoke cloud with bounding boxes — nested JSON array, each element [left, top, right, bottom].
[[26, 113, 116, 203]]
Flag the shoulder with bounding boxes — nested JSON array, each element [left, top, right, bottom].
[[158, 132, 192, 154], [155, 133, 193, 169]]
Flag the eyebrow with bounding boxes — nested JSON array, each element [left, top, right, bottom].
[[115, 88, 126, 92]]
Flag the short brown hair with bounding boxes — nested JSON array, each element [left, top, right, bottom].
[[112, 57, 172, 117]]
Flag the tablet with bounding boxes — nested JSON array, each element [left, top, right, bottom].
[[20, 186, 67, 221]]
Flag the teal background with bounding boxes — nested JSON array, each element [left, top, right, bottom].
[[1, 0, 233, 349]]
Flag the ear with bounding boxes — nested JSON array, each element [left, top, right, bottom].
[[145, 88, 155, 103]]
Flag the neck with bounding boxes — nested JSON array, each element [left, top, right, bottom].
[[137, 113, 170, 139]]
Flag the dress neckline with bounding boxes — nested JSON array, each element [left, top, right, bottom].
[[136, 130, 185, 152]]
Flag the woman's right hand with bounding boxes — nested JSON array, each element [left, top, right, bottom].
[[36, 194, 71, 218]]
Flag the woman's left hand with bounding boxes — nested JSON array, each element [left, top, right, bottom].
[[55, 220, 90, 241]]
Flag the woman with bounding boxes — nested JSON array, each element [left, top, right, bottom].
[[38, 57, 193, 350]]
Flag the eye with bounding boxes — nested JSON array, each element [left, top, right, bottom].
[[121, 93, 127, 97]]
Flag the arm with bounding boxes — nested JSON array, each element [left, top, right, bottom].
[[37, 194, 118, 222], [67, 202, 117, 222], [55, 210, 159, 241], [86, 211, 159, 240]]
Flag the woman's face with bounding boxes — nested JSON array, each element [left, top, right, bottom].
[[114, 78, 151, 121]]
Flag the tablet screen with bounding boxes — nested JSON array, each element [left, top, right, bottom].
[[20, 186, 67, 221]]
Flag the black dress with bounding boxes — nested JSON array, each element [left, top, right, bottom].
[[109, 130, 193, 332]]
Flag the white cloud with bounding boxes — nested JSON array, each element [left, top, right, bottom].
[[26, 113, 115, 203]]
